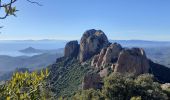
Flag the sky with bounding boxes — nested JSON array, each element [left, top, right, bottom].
[[0, 0, 170, 41]]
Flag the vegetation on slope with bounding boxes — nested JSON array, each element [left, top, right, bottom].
[[47, 57, 92, 98], [1, 59, 170, 100], [73, 73, 170, 100], [46, 57, 170, 99]]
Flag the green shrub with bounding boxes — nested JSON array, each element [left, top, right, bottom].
[[0, 69, 53, 100], [74, 73, 168, 100]]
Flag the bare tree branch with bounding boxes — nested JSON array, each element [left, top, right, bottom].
[[0, 0, 42, 19], [0, 0, 17, 7], [26, 0, 42, 6], [0, 0, 42, 33], [0, 0, 17, 19]]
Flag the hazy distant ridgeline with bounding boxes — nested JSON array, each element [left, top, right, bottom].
[[0, 52, 63, 72], [0, 40, 66, 72], [111, 40, 170, 48], [0, 40, 67, 56]]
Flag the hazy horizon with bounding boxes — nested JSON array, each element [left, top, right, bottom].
[[0, 39, 170, 42]]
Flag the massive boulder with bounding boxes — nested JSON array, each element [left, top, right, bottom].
[[64, 40, 79, 58], [114, 48, 150, 75], [79, 29, 109, 62]]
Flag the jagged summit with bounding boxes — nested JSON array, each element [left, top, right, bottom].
[[48, 29, 170, 97], [64, 29, 150, 75]]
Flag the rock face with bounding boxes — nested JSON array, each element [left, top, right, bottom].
[[102, 43, 122, 66], [99, 68, 109, 78], [91, 43, 122, 69], [64, 41, 79, 58], [79, 29, 109, 62], [82, 73, 102, 90], [91, 54, 100, 67], [114, 48, 150, 75]]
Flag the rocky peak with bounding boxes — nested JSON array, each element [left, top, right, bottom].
[[63, 29, 150, 76], [64, 40, 79, 58], [64, 29, 150, 76], [79, 29, 109, 62]]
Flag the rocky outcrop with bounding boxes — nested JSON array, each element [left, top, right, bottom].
[[99, 68, 109, 78], [102, 43, 122, 66], [82, 73, 102, 90], [91, 43, 122, 69], [63, 29, 170, 82], [64, 41, 79, 58], [96, 48, 107, 68], [114, 48, 150, 75], [79, 29, 109, 62], [91, 45, 150, 76]]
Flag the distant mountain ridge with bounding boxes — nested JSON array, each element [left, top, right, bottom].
[[0, 39, 170, 43], [1, 39, 170, 49], [110, 40, 170, 47]]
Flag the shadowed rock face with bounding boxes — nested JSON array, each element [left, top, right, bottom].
[[79, 29, 109, 62], [114, 48, 150, 75], [149, 60, 170, 83], [64, 41, 79, 58]]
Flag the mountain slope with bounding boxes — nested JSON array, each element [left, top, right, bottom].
[[47, 58, 92, 97]]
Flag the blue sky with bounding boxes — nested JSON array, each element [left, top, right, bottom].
[[0, 0, 170, 41]]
